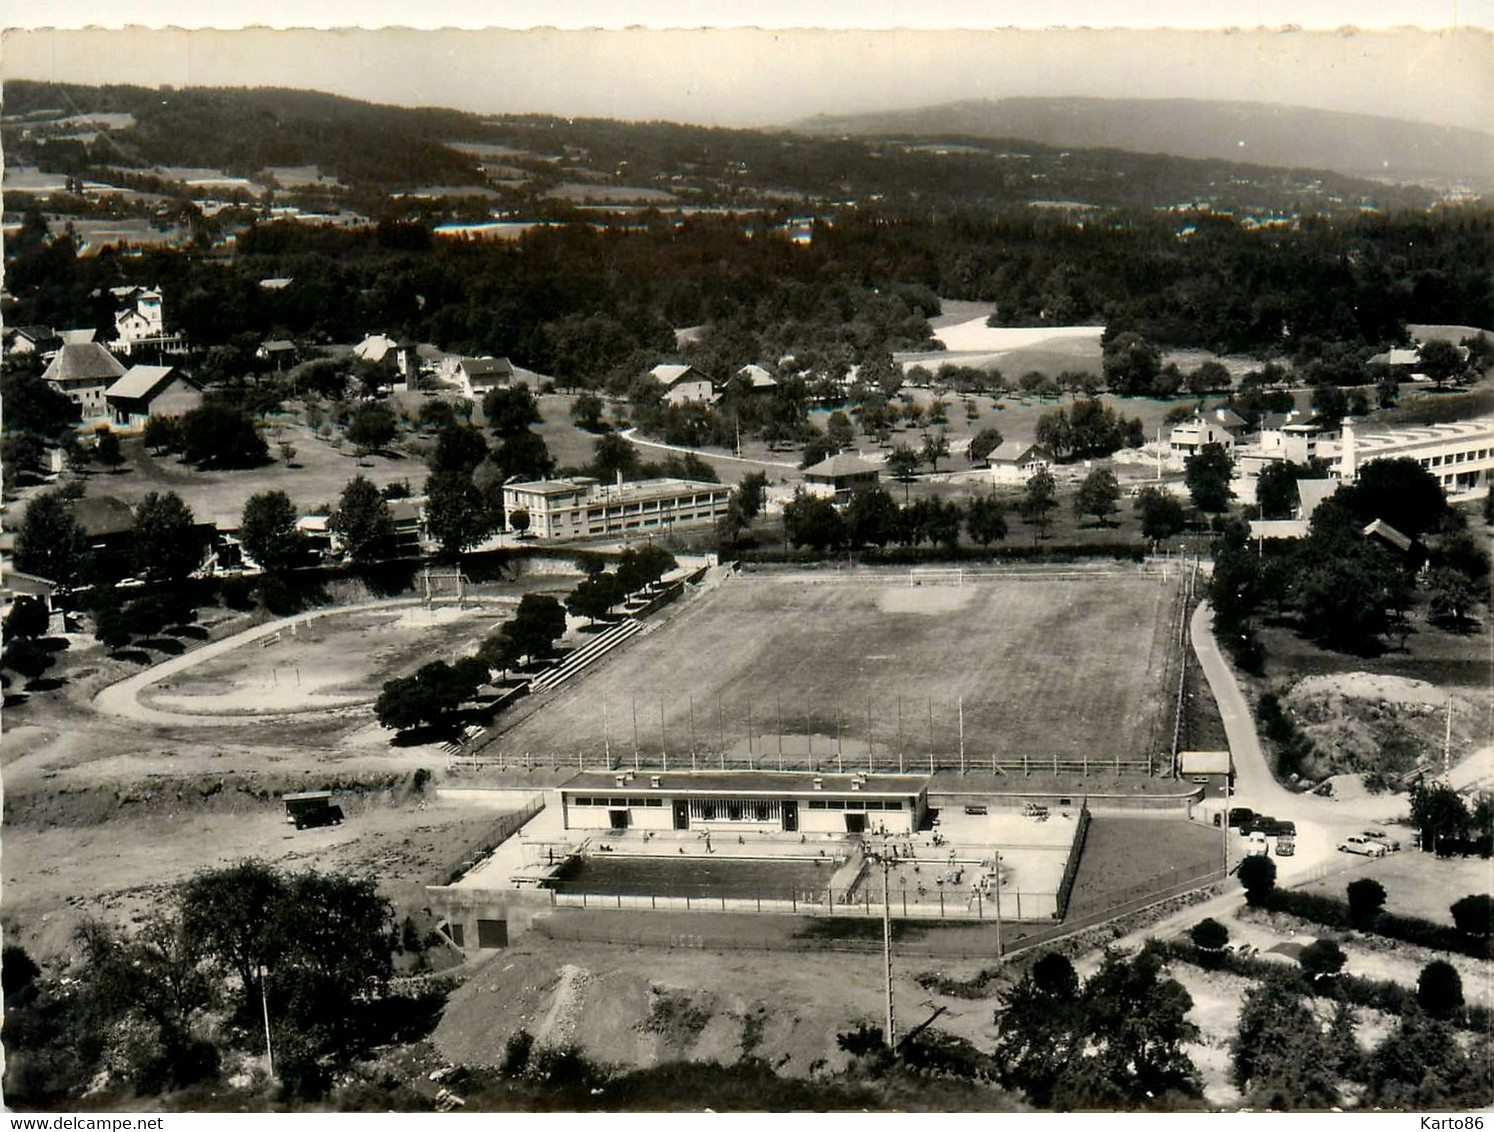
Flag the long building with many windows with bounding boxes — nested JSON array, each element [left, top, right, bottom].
[[1337, 417, 1494, 498], [502, 475, 732, 540]]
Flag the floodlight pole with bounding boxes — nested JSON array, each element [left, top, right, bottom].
[[259, 964, 275, 1079], [862, 848, 896, 1051], [603, 695, 611, 767]]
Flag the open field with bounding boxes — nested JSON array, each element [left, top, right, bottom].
[[1294, 850, 1489, 926], [1065, 817, 1223, 919], [486, 568, 1181, 770]]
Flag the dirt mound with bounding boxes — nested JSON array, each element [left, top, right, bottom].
[[1282, 673, 1481, 780], [431, 940, 890, 1077]]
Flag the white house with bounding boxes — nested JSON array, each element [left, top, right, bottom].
[[1169, 412, 1237, 457], [449, 356, 515, 398], [650, 363, 715, 407], [987, 442, 1054, 484], [41, 341, 127, 417], [111, 286, 186, 356], [105, 365, 203, 430]]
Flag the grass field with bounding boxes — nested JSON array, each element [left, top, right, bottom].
[[489, 568, 1181, 770], [1064, 817, 1223, 919]]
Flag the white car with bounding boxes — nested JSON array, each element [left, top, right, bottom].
[[1362, 829, 1402, 851], [1338, 836, 1388, 857], [1245, 831, 1270, 857]]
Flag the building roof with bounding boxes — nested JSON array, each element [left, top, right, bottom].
[[259, 277, 294, 290], [505, 476, 600, 497], [1179, 750, 1232, 775], [737, 363, 778, 388], [261, 339, 296, 352], [1211, 407, 1248, 429], [387, 498, 424, 523], [457, 356, 514, 378], [106, 365, 193, 403], [41, 342, 127, 384], [1362, 518, 1414, 552], [11, 325, 57, 344], [1295, 478, 1338, 519], [1371, 347, 1421, 368], [71, 494, 137, 537], [59, 327, 98, 345], [649, 363, 695, 386], [988, 441, 1051, 465], [803, 452, 882, 478], [1348, 418, 1494, 456], [1249, 519, 1309, 540], [561, 770, 931, 797]]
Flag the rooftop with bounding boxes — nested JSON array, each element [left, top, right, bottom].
[[650, 363, 694, 385], [803, 452, 882, 478], [41, 341, 126, 384], [562, 770, 931, 797], [106, 364, 189, 401]]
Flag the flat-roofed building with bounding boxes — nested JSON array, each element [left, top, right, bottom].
[[502, 476, 731, 540], [1338, 417, 1494, 499], [559, 771, 931, 836]]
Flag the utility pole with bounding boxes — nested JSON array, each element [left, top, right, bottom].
[[259, 965, 275, 1078], [992, 851, 1003, 960], [862, 845, 897, 1051]]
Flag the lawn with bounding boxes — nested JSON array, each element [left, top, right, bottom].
[[487, 568, 1181, 771], [1064, 817, 1224, 919], [1294, 850, 1489, 927]]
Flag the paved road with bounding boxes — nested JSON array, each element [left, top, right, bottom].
[[617, 428, 800, 473], [92, 595, 517, 727]]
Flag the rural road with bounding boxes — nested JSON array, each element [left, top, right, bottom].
[[92, 595, 517, 727], [617, 428, 801, 473]]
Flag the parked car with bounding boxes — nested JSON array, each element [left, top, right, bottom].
[[1245, 816, 1296, 838], [1362, 829, 1401, 851], [1275, 834, 1295, 856], [1226, 807, 1256, 829], [1245, 831, 1270, 857], [1338, 836, 1387, 857]]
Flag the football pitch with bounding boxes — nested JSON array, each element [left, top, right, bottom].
[[490, 567, 1184, 772]]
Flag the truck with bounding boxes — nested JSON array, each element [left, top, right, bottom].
[[283, 790, 345, 831]]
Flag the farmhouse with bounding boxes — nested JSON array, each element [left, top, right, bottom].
[[41, 341, 127, 416], [449, 355, 515, 398], [559, 771, 931, 836], [1168, 412, 1237, 457], [650, 363, 716, 407], [987, 442, 1054, 484], [1337, 417, 1494, 499], [7, 325, 60, 356], [353, 333, 418, 383], [256, 339, 298, 370], [502, 476, 731, 540], [105, 365, 203, 430], [802, 452, 882, 504], [735, 363, 778, 394]]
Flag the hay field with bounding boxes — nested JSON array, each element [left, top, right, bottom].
[[490, 568, 1180, 769]]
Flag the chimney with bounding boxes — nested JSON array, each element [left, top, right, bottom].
[[1341, 418, 1358, 481], [812, 776, 823, 790], [649, 775, 661, 789], [614, 774, 627, 788]]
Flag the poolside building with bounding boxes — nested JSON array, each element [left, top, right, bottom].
[[502, 476, 731, 540], [558, 771, 931, 836], [1337, 417, 1494, 499]]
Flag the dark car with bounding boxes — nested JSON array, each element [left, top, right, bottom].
[[1246, 817, 1296, 838], [1225, 807, 1256, 829]]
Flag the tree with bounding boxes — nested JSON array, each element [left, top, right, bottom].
[[1411, 782, 1469, 854], [1418, 339, 1466, 389], [493, 430, 556, 482], [1020, 468, 1058, 538], [1417, 960, 1464, 1019], [782, 489, 845, 552], [1134, 486, 1187, 542], [1190, 917, 1229, 956], [1187, 360, 1232, 395], [1034, 409, 1073, 459], [481, 594, 568, 671], [1184, 442, 1233, 512], [1102, 332, 1163, 396], [4, 596, 50, 641], [886, 443, 919, 487], [825, 410, 855, 450], [920, 428, 951, 473], [1298, 939, 1347, 986], [424, 471, 491, 560], [0, 369, 78, 439], [1256, 461, 1307, 520], [1073, 466, 1120, 526], [1, 432, 48, 480], [484, 386, 541, 435], [180, 405, 269, 468], [968, 427, 1004, 465], [429, 422, 489, 476], [1231, 975, 1347, 1110], [13, 491, 88, 588], [1449, 893, 1492, 937], [330, 475, 394, 564], [375, 659, 488, 732], [964, 492, 1009, 546], [509, 508, 531, 536], [846, 486, 899, 548], [93, 428, 124, 470], [346, 402, 398, 456], [1237, 854, 1277, 906], [565, 573, 620, 626], [132, 491, 202, 583], [1364, 1008, 1489, 1109], [571, 391, 606, 432], [591, 431, 640, 481], [1346, 877, 1387, 927], [1340, 458, 1449, 540], [800, 432, 834, 469], [240, 490, 303, 574], [1427, 568, 1481, 631]]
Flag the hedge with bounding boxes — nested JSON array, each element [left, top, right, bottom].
[[1264, 889, 1494, 961]]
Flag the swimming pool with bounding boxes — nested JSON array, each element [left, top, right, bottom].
[[547, 854, 838, 900]]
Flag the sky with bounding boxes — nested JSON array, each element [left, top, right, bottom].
[[3, 3, 1491, 132]]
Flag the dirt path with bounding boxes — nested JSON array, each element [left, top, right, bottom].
[[92, 595, 517, 727]]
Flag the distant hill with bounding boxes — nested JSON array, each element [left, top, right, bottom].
[[795, 97, 1494, 191]]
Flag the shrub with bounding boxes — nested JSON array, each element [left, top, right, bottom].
[[1299, 939, 1348, 988], [1417, 960, 1464, 1019], [500, 1028, 534, 1076], [1190, 918, 1229, 955], [1237, 855, 1277, 906], [1450, 893, 1492, 937], [1346, 878, 1387, 927]]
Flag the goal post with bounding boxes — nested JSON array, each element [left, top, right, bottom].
[[422, 566, 471, 607], [907, 567, 964, 587]]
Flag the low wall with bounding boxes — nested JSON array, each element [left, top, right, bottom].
[[929, 786, 1200, 816]]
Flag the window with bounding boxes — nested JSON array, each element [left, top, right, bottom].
[[1059, 798, 1072, 806], [863, 800, 884, 811], [627, 797, 645, 807], [702, 803, 717, 820], [728, 804, 743, 821], [827, 799, 845, 810], [808, 799, 826, 809], [644, 798, 663, 807], [884, 801, 903, 811], [572, 796, 591, 806]]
